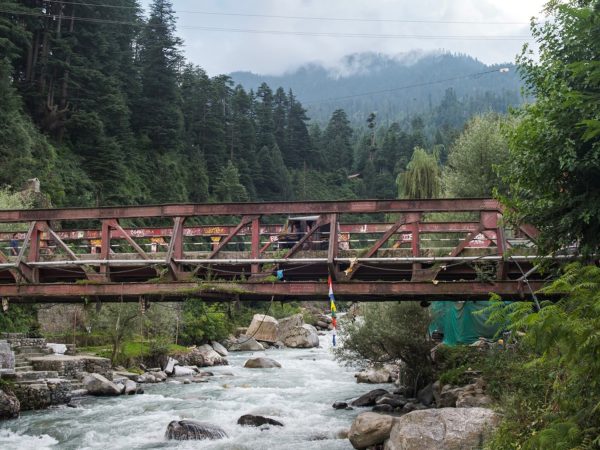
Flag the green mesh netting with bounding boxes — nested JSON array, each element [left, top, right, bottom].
[[429, 301, 501, 346]]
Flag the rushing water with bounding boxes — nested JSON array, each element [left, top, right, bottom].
[[0, 334, 387, 449]]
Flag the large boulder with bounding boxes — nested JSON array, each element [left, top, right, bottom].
[[348, 412, 394, 449], [194, 344, 228, 367], [173, 366, 196, 377], [82, 373, 122, 396], [164, 357, 178, 375], [277, 314, 304, 341], [246, 314, 279, 343], [0, 389, 20, 419], [384, 407, 500, 450], [282, 324, 319, 348], [417, 383, 434, 407], [244, 357, 281, 369], [165, 420, 228, 440], [211, 341, 228, 357], [237, 414, 283, 427], [229, 336, 265, 352], [351, 389, 390, 407]]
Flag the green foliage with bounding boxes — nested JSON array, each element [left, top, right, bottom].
[[0, 304, 38, 333], [501, 0, 600, 255], [397, 147, 442, 199], [180, 299, 232, 345], [334, 302, 434, 389], [444, 113, 511, 197], [483, 263, 600, 449]]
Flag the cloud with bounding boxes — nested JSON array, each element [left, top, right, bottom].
[[149, 0, 546, 76]]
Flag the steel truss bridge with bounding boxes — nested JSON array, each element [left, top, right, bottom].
[[0, 199, 558, 304]]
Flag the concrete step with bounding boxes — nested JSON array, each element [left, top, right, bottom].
[[13, 370, 60, 381], [16, 353, 47, 359], [15, 365, 34, 372]]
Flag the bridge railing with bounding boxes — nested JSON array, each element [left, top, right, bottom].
[[0, 199, 540, 288]]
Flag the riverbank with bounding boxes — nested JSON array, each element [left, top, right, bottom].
[[0, 333, 387, 449]]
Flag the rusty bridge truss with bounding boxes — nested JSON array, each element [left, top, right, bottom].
[[0, 199, 558, 304]]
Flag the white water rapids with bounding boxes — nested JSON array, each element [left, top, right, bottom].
[[0, 334, 388, 449]]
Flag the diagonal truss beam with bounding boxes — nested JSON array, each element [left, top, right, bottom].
[[346, 215, 407, 280]]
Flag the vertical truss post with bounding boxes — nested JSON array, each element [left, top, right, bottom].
[[496, 213, 508, 280], [407, 213, 421, 281], [99, 220, 111, 281], [328, 213, 339, 280], [28, 222, 41, 283], [166, 216, 185, 280], [251, 217, 260, 275]]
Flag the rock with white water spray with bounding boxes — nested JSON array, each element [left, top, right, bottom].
[[165, 420, 228, 440], [211, 341, 228, 357], [384, 407, 500, 450], [351, 389, 390, 407], [173, 366, 195, 377], [246, 314, 279, 343], [82, 373, 122, 396], [348, 412, 394, 449], [243, 357, 282, 369], [237, 414, 283, 427], [333, 401, 348, 410], [0, 388, 20, 419], [282, 324, 319, 348]]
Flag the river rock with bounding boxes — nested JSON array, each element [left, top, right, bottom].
[[282, 324, 319, 348], [277, 314, 304, 341], [124, 379, 138, 395], [333, 401, 349, 409], [83, 373, 122, 396], [246, 314, 279, 343], [229, 336, 265, 352], [211, 341, 228, 357], [195, 344, 228, 366], [153, 371, 167, 381], [165, 420, 228, 440], [355, 367, 393, 384], [237, 414, 284, 427], [243, 357, 282, 369], [0, 389, 20, 419], [351, 389, 390, 407], [417, 382, 434, 406], [376, 395, 407, 409], [164, 357, 178, 375], [384, 407, 501, 450], [0, 342, 15, 373], [348, 412, 394, 449]]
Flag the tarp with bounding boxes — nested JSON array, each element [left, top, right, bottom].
[[429, 301, 502, 346]]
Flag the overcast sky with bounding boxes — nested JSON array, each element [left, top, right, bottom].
[[142, 0, 547, 76]]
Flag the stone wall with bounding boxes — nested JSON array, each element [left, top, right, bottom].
[[1, 334, 47, 350], [37, 305, 87, 335], [11, 379, 72, 410], [30, 355, 112, 380]]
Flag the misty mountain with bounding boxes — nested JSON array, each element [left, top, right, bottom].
[[230, 52, 524, 126]]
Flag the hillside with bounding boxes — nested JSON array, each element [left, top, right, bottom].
[[231, 52, 524, 125]]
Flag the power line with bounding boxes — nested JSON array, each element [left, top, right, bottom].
[[43, 0, 530, 26], [303, 68, 511, 105], [0, 8, 533, 40]]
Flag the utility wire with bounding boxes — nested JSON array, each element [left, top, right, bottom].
[[0, 8, 532, 40], [43, 0, 530, 25]]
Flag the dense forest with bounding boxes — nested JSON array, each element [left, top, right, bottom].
[[0, 0, 521, 208], [232, 52, 524, 126]]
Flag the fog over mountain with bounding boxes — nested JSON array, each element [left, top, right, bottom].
[[231, 51, 524, 125]]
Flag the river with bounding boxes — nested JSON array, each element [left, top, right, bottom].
[[0, 334, 386, 449]]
